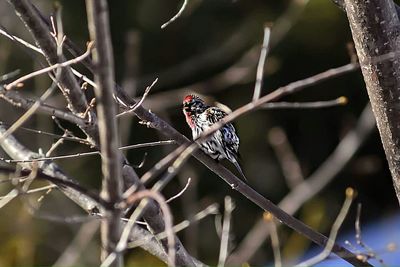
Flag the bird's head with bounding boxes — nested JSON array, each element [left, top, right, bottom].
[[182, 94, 207, 115]]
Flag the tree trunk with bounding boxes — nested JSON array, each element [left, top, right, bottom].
[[344, 0, 400, 204]]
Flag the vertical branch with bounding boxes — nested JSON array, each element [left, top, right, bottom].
[[218, 196, 235, 267], [263, 212, 281, 267], [344, 0, 400, 204], [85, 0, 123, 265], [252, 26, 270, 102]]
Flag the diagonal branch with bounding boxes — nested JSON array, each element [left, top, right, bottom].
[[3, 3, 200, 265], [0, 124, 175, 265], [227, 104, 376, 264]]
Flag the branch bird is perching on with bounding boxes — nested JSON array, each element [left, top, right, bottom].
[[5, 0, 397, 266]]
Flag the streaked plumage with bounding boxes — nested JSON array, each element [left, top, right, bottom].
[[182, 95, 246, 180]]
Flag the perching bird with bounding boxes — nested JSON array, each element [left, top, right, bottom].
[[182, 94, 247, 180]]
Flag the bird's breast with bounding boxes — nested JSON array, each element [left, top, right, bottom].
[[184, 111, 195, 128]]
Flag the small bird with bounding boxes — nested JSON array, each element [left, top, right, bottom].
[[182, 94, 247, 180]]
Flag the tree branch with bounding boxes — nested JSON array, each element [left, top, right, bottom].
[[85, 0, 123, 264], [0, 123, 179, 266], [0, 86, 87, 127], [6, 0, 99, 145], [227, 104, 376, 264]]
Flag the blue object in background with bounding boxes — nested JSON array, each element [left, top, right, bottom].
[[297, 213, 400, 266]]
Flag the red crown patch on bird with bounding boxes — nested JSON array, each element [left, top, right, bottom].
[[183, 94, 201, 104]]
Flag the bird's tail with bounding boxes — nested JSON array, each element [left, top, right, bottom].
[[232, 159, 248, 182]]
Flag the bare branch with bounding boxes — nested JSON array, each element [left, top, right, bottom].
[[128, 203, 219, 247], [1, 140, 175, 163], [0, 184, 56, 200], [0, 83, 57, 144], [166, 177, 191, 203], [0, 87, 88, 127], [0, 24, 97, 89], [161, 0, 188, 29], [261, 97, 348, 110], [116, 78, 158, 118], [0, 188, 18, 209], [263, 212, 282, 267], [127, 63, 368, 265], [295, 188, 355, 266], [105, 190, 175, 267], [7, 0, 99, 145], [3, 4, 198, 264], [5, 41, 93, 90], [0, 122, 89, 145], [218, 196, 235, 267], [252, 26, 270, 101], [121, 166, 199, 266], [0, 125, 178, 265], [85, 0, 123, 264], [228, 104, 375, 264]]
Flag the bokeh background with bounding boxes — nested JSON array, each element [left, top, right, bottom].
[[0, 0, 399, 266]]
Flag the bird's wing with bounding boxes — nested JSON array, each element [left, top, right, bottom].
[[205, 107, 240, 153], [204, 107, 227, 123]]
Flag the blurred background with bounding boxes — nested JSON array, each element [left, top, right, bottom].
[[0, 0, 399, 266]]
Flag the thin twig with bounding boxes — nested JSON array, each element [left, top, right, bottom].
[[0, 122, 90, 145], [295, 187, 355, 266], [46, 133, 67, 157], [0, 88, 88, 127], [128, 203, 219, 247], [0, 140, 175, 163], [0, 24, 97, 89], [0, 189, 18, 209], [166, 177, 191, 203], [116, 78, 158, 118], [354, 203, 385, 264], [0, 76, 58, 145], [5, 42, 93, 90], [119, 148, 199, 266], [161, 0, 188, 29], [218, 196, 235, 267], [122, 145, 187, 198], [252, 26, 271, 102], [261, 97, 348, 110], [263, 212, 282, 267], [0, 25, 42, 53], [0, 184, 57, 200], [103, 190, 175, 267]]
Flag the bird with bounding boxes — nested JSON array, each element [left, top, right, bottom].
[[182, 94, 247, 180]]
